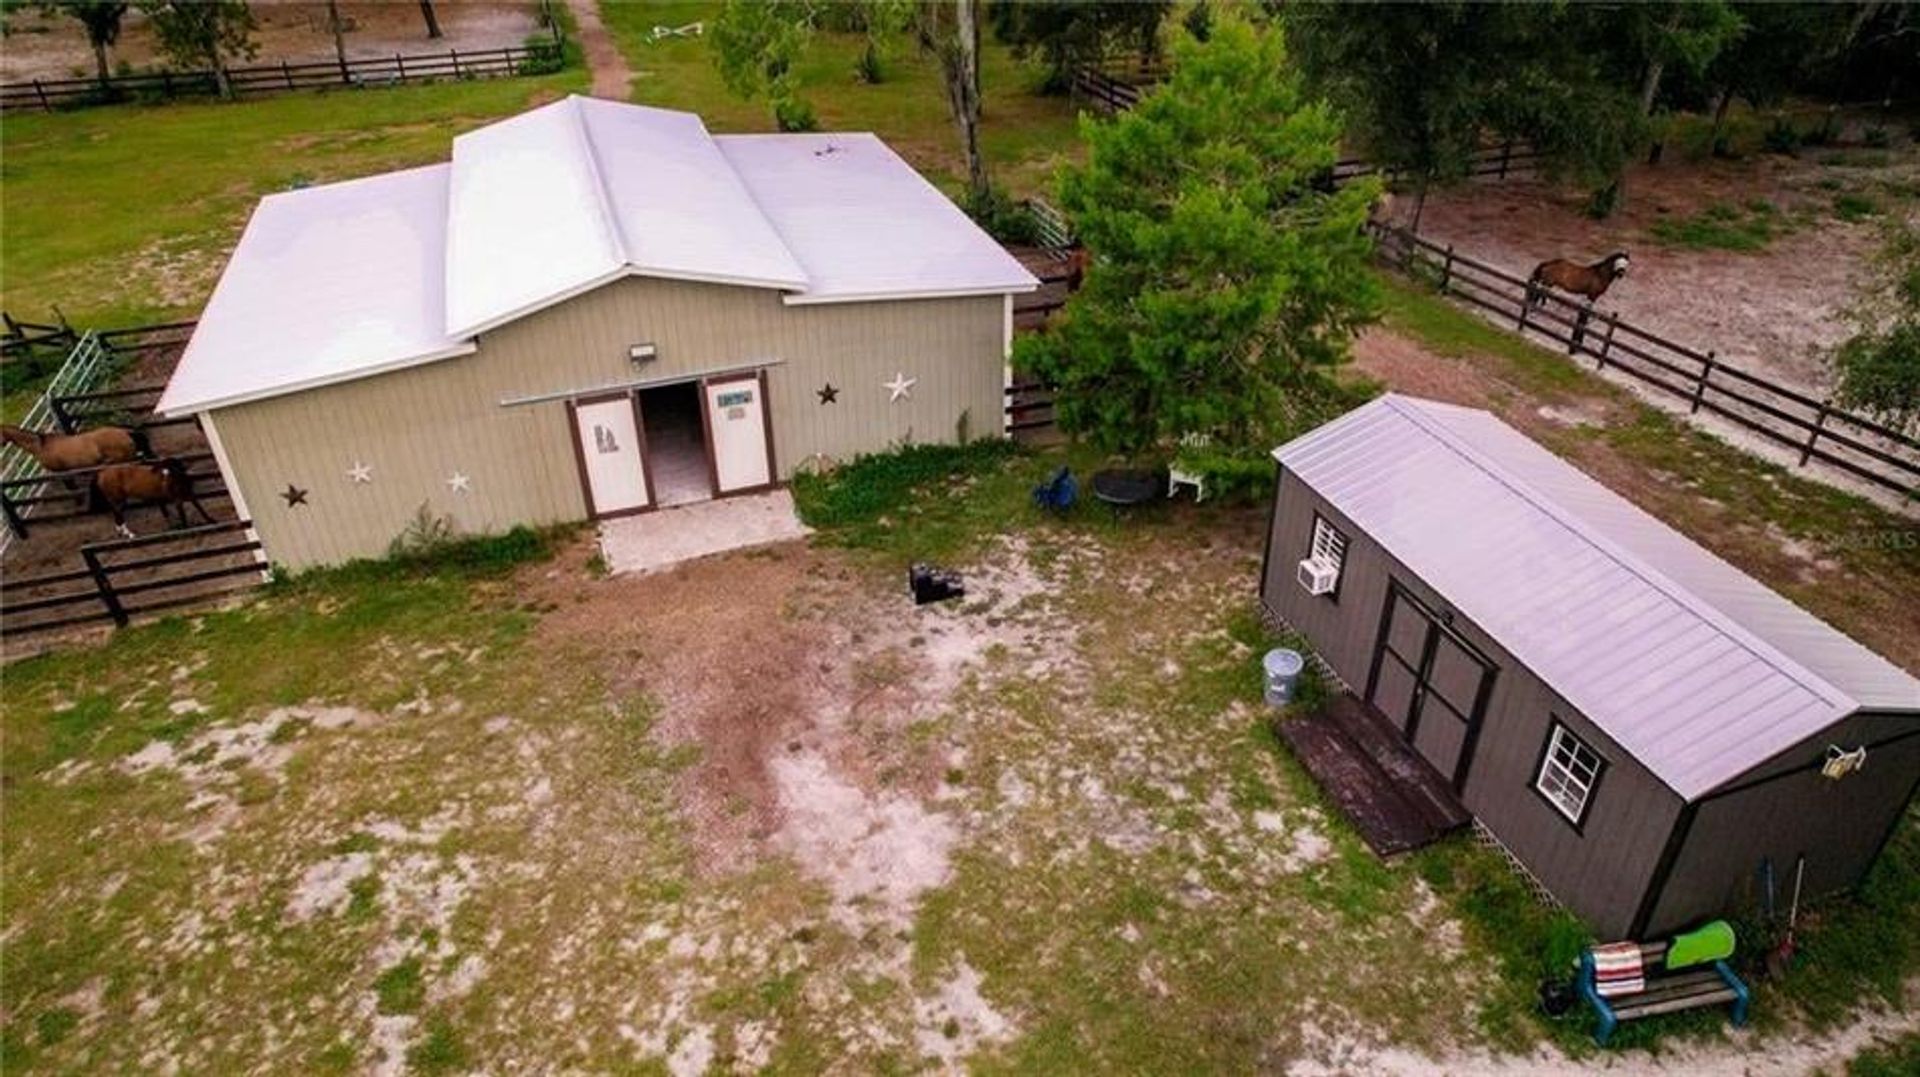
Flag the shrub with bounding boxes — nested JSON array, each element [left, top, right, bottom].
[[854, 41, 883, 85], [515, 35, 566, 76], [1862, 125, 1891, 149], [773, 95, 817, 132], [1834, 193, 1880, 222], [1763, 118, 1799, 155], [962, 187, 1039, 246]]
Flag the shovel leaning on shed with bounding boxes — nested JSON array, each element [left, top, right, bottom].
[[1766, 855, 1805, 979]]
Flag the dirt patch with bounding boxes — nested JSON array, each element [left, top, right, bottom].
[[1402, 146, 1920, 398], [562, 0, 633, 100], [1289, 980, 1920, 1076], [1, 2, 540, 82]]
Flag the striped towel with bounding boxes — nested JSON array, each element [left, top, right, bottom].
[[1591, 942, 1646, 998]]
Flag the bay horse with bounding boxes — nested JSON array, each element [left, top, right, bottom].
[[1527, 251, 1629, 307], [90, 459, 213, 537], [1, 423, 148, 471]]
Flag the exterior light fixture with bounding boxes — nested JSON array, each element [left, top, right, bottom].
[[629, 343, 657, 364]]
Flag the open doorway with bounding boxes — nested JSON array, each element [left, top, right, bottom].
[[639, 382, 712, 507]]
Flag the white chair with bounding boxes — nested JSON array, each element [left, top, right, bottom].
[[1168, 432, 1210, 502]]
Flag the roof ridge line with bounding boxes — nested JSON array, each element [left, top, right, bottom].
[[707, 126, 811, 293], [564, 95, 631, 267], [1379, 394, 1856, 717]]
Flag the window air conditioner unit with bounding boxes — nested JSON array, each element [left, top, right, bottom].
[[1297, 556, 1338, 596]]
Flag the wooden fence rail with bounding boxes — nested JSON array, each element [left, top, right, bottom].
[[1005, 380, 1057, 434], [2, 39, 561, 112], [1, 520, 265, 637], [0, 450, 227, 540], [1369, 223, 1920, 500]]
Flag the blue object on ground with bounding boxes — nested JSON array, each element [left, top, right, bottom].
[[1032, 466, 1078, 513]]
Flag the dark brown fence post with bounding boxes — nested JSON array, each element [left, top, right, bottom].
[[1439, 245, 1455, 292], [396, 53, 406, 80], [34, 78, 50, 110], [1569, 302, 1591, 355], [161, 70, 173, 97], [1800, 400, 1830, 467], [1499, 140, 1513, 179], [1691, 351, 1715, 414], [451, 49, 460, 78], [1596, 313, 1616, 371], [283, 60, 294, 89], [1, 489, 28, 540], [80, 546, 127, 627]]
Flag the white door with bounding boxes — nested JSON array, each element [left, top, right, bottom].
[[703, 374, 772, 493], [572, 395, 651, 516]]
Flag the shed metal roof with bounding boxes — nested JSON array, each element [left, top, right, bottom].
[[161, 96, 1036, 416], [1274, 394, 1920, 799]]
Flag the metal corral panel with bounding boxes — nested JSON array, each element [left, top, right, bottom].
[[1274, 395, 1917, 800]]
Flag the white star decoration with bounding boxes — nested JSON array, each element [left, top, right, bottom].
[[883, 372, 916, 402], [446, 471, 471, 493], [346, 461, 372, 484]]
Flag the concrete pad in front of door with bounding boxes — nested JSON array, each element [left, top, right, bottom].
[[597, 489, 812, 576]]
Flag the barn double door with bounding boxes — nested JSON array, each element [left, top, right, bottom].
[[1364, 581, 1498, 793]]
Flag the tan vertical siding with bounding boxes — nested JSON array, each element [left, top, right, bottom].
[[1262, 467, 1684, 936], [212, 277, 1006, 568]]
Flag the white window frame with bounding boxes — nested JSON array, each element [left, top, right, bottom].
[[1535, 721, 1605, 827], [1309, 514, 1348, 595]]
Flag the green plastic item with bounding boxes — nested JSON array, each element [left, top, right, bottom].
[[1666, 920, 1737, 970]]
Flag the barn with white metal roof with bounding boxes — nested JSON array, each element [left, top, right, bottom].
[[1262, 393, 1920, 937], [158, 96, 1037, 568]]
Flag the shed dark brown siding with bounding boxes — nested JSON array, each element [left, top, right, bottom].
[[1263, 467, 1683, 937], [1645, 712, 1920, 934]]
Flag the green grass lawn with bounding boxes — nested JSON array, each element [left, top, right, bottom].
[[0, 70, 586, 329], [602, 0, 1083, 199]]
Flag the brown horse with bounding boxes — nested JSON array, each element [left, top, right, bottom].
[[1, 423, 148, 471], [1528, 251, 1630, 306], [90, 459, 213, 537]]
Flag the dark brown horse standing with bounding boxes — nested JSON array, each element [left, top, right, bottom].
[[90, 459, 213, 537], [1, 423, 148, 470], [1527, 251, 1630, 306]]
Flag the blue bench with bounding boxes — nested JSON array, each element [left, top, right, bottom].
[[1578, 938, 1749, 1046]]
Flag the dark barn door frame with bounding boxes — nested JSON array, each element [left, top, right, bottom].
[[1363, 579, 1500, 794]]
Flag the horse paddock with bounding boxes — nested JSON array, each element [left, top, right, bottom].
[[1401, 132, 1920, 399], [1, 336, 258, 644]]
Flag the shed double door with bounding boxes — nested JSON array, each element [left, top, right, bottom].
[[1365, 582, 1498, 792]]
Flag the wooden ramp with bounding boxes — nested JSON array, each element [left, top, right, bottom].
[[1277, 694, 1471, 857]]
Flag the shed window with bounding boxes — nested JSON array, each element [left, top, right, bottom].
[[1535, 722, 1604, 826], [1310, 515, 1348, 580]]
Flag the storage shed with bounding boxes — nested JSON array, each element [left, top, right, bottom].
[[1262, 394, 1920, 938], [158, 96, 1037, 569]]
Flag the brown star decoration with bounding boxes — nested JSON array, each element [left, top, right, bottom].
[[817, 382, 839, 404], [281, 484, 308, 507]]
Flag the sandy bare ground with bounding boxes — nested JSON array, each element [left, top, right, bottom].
[[7, 499, 1916, 1070], [1403, 143, 1920, 399], [1, 1, 540, 82]]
